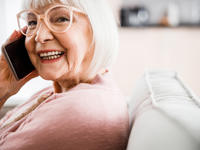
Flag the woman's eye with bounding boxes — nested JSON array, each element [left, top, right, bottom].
[[56, 17, 70, 23], [28, 21, 37, 28]]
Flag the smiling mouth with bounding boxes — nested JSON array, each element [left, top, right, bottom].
[[38, 50, 65, 60]]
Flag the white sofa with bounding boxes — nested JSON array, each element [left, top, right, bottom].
[[126, 71, 200, 150]]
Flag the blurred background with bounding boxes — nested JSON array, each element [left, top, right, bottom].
[[0, 0, 200, 116]]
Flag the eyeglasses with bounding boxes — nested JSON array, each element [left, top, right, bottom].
[[17, 4, 86, 37]]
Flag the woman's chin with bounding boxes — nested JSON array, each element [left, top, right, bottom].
[[39, 73, 61, 81]]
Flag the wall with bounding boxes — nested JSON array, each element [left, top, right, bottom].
[[107, 0, 200, 97], [0, 1, 6, 47], [112, 27, 200, 97]]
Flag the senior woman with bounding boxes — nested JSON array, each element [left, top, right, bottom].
[[0, 0, 129, 149]]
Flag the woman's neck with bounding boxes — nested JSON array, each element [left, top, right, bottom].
[[53, 69, 107, 93], [53, 78, 80, 93]]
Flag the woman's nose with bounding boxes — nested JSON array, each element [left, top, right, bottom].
[[35, 22, 54, 43]]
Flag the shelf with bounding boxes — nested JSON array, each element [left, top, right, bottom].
[[119, 25, 200, 29]]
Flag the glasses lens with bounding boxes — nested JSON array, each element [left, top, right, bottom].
[[18, 11, 37, 36], [47, 6, 72, 32]]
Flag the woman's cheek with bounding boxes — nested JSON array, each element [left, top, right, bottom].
[[25, 37, 37, 65], [25, 37, 34, 53]]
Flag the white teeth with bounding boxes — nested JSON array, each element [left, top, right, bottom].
[[43, 55, 61, 60], [39, 51, 63, 57], [39, 51, 63, 60]]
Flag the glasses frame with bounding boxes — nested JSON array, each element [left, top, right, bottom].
[[16, 4, 86, 37]]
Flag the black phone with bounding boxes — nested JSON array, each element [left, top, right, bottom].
[[2, 35, 35, 80]]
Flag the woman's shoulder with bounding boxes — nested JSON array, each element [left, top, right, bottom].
[[40, 83, 128, 123], [2, 73, 129, 150], [26, 86, 129, 150], [29, 71, 129, 134], [44, 72, 128, 117]]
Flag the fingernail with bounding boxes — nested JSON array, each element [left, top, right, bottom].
[[10, 30, 18, 40]]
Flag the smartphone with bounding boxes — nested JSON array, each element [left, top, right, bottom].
[[2, 35, 35, 80]]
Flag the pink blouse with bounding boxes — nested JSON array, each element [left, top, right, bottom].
[[0, 72, 129, 150]]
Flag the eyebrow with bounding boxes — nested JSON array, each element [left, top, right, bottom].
[[27, 13, 37, 19]]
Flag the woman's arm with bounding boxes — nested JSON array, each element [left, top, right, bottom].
[[0, 30, 38, 109]]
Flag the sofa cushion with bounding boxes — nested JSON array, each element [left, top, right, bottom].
[[126, 71, 200, 150]]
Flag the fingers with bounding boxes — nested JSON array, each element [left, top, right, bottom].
[[3, 29, 24, 47], [22, 26, 27, 34], [1, 30, 22, 64], [23, 70, 38, 81], [9, 30, 18, 40], [18, 70, 39, 86], [1, 29, 24, 56], [8, 30, 23, 43]]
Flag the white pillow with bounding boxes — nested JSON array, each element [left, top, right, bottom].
[[126, 71, 200, 150]]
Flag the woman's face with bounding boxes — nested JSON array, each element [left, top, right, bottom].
[[25, 3, 94, 81]]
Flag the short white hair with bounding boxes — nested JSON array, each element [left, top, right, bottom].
[[22, 0, 119, 79]]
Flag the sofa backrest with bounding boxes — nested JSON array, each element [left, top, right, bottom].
[[126, 71, 200, 150]]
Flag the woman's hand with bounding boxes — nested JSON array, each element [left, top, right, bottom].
[[0, 30, 38, 101]]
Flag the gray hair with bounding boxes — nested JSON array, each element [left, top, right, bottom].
[[22, 0, 119, 79]]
